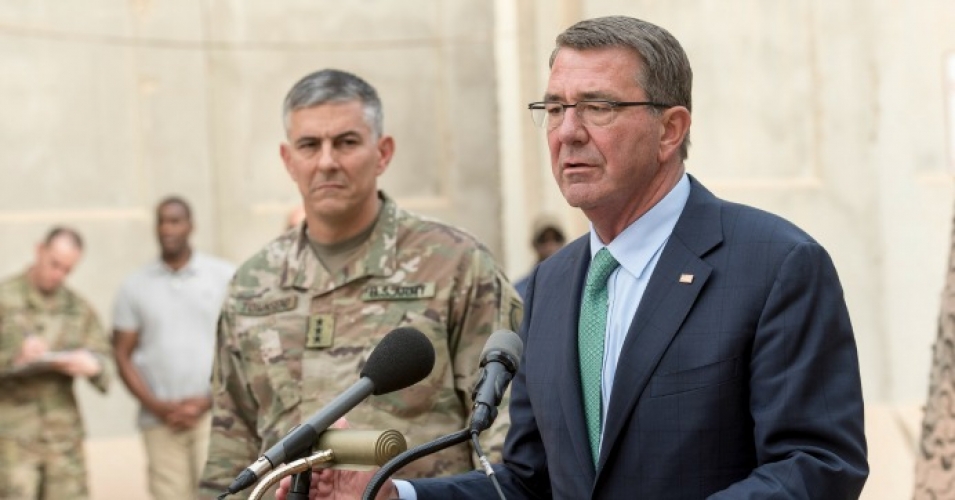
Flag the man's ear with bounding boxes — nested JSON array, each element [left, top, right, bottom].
[[280, 142, 295, 179], [376, 135, 395, 176], [658, 106, 691, 163]]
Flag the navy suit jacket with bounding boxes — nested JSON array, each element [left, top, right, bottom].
[[412, 177, 868, 499]]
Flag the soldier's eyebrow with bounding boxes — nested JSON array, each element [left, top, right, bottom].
[[293, 129, 363, 147]]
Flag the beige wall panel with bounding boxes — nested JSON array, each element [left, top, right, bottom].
[[205, 0, 443, 45], [0, 0, 203, 40], [0, 36, 139, 211], [871, 0, 955, 406], [0, 1, 129, 36], [127, 47, 221, 251]]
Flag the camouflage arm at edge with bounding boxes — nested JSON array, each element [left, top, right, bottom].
[[451, 247, 524, 465], [82, 307, 112, 393], [198, 304, 262, 500]]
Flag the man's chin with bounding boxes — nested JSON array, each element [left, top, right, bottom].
[[559, 187, 592, 209], [309, 200, 352, 219]]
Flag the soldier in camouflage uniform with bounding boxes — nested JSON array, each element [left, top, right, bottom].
[[198, 69, 522, 499], [0, 227, 111, 499]]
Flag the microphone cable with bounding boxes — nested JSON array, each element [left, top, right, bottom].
[[470, 431, 506, 500]]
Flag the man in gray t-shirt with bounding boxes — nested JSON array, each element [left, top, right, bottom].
[[112, 196, 234, 500]]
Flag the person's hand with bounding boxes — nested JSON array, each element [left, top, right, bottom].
[[274, 468, 396, 500], [164, 397, 210, 431], [14, 335, 49, 365], [49, 349, 101, 377], [166, 407, 197, 431], [179, 396, 211, 416], [147, 400, 189, 430]]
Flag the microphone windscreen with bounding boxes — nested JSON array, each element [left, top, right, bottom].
[[481, 329, 523, 363], [361, 327, 435, 395], [317, 429, 407, 467]]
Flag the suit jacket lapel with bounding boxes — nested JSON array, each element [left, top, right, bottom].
[[597, 177, 723, 473], [549, 237, 598, 479]]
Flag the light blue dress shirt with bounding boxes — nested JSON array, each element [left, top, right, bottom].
[[395, 174, 691, 498], [591, 173, 690, 450]]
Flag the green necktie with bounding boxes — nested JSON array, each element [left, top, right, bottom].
[[578, 247, 619, 466]]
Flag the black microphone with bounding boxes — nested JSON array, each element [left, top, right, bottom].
[[469, 329, 523, 434], [224, 327, 436, 496]]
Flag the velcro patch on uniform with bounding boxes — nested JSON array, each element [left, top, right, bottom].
[[362, 283, 436, 301], [236, 296, 298, 316], [306, 314, 335, 349]]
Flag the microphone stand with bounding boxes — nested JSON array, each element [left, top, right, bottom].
[[362, 429, 470, 500], [286, 449, 312, 500]]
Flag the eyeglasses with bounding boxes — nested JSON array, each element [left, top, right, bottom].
[[528, 100, 673, 129]]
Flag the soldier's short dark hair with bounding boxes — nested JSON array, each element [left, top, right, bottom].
[[157, 195, 193, 221]]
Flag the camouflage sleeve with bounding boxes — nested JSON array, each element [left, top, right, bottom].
[[449, 246, 524, 465], [0, 295, 31, 378], [0, 301, 17, 377], [80, 305, 112, 393], [198, 300, 262, 500]]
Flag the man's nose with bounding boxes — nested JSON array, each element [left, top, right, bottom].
[[316, 144, 338, 170], [555, 107, 588, 143]]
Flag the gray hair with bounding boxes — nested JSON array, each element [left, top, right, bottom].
[[282, 69, 384, 138], [550, 16, 692, 159]]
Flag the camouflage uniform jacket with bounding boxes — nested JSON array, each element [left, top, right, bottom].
[[199, 194, 523, 498], [0, 272, 111, 453]]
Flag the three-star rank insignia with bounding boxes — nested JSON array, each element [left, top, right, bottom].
[[306, 314, 335, 349]]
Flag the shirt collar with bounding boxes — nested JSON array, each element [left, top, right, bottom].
[[153, 252, 199, 276], [588, 173, 691, 279]]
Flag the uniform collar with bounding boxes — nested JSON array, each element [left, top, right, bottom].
[[18, 271, 69, 311], [280, 191, 398, 291]]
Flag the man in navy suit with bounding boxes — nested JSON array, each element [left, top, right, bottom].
[[286, 14, 868, 500]]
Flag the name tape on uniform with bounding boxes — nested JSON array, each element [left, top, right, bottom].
[[235, 296, 298, 316], [362, 283, 436, 301]]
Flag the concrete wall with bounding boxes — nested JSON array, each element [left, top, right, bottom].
[[2, 0, 954, 497]]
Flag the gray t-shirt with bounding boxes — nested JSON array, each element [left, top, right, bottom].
[[112, 251, 235, 428]]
